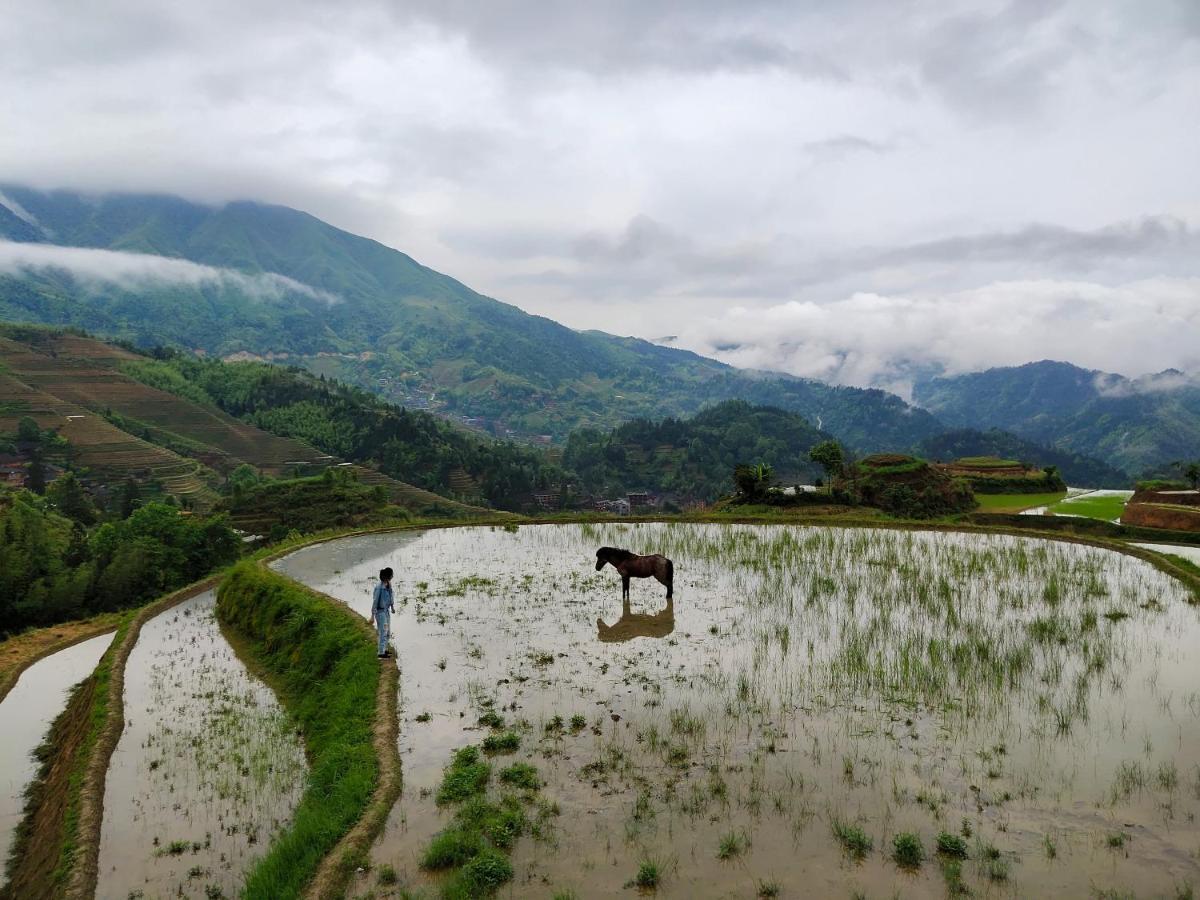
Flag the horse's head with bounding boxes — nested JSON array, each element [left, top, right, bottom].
[[595, 548, 608, 571]]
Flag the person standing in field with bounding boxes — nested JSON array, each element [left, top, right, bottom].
[[372, 567, 395, 659]]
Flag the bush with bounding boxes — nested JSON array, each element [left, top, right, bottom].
[[892, 832, 925, 868]]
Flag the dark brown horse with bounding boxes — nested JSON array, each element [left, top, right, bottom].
[[595, 547, 673, 600]]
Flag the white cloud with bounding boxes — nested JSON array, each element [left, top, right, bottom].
[[0, 240, 340, 305], [662, 278, 1200, 396], [0, 0, 1197, 385]]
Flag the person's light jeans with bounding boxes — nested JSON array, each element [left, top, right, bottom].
[[375, 610, 390, 656]]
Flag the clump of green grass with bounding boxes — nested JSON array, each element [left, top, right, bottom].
[[717, 830, 746, 859], [544, 715, 565, 733], [442, 847, 513, 898], [892, 832, 924, 868], [936, 831, 968, 859], [498, 762, 540, 791], [1107, 831, 1127, 849], [832, 819, 872, 860], [942, 859, 968, 896], [756, 880, 780, 898], [482, 731, 521, 754], [635, 859, 661, 889], [458, 795, 526, 849], [477, 710, 505, 729], [985, 858, 1009, 881], [422, 826, 484, 869], [569, 714, 587, 731], [437, 746, 491, 804], [376, 863, 397, 885], [414, 711, 431, 723]]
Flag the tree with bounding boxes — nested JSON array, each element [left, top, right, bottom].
[[16, 416, 41, 443], [118, 478, 140, 519], [733, 462, 774, 501], [46, 472, 98, 525], [809, 440, 845, 487], [28, 452, 46, 495], [1184, 462, 1200, 491]]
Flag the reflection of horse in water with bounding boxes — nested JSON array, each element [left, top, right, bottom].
[[595, 547, 673, 600], [597, 598, 675, 643]]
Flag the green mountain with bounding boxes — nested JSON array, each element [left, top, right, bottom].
[[0, 186, 943, 452], [565, 400, 833, 502], [914, 361, 1200, 475], [916, 428, 1129, 488]]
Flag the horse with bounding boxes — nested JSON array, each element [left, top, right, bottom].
[[595, 547, 673, 601]]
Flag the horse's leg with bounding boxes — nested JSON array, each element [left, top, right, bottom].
[[622, 575, 630, 602]]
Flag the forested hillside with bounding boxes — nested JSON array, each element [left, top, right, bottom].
[[914, 361, 1200, 475], [123, 351, 562, 509], [564, 400, 832, 501], [0, 186, 943, 450], [917, 428, 1129, 488]]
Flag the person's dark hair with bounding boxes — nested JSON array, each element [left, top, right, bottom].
[[380, 567, 393, 582]]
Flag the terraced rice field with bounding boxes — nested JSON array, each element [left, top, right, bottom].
[[95, 591, 306, 900], [0, 632, 116, 882], [275, 524, 1200, 898]]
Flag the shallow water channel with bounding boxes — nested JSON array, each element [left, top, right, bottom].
[[0, 631, 115, 882], [95, 590, 306, 900], [276, 524, 1200, 898]]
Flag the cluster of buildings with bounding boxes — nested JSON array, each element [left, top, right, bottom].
[[592, 492, 658, 515]]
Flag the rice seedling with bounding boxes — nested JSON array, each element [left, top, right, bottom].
[[892, 832, 924, 868], [831, 818, 872, 860]]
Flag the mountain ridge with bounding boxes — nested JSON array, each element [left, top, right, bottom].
[[0, 185, 944, 452]]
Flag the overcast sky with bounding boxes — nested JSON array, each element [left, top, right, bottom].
[[2, 0, 1198, 393]]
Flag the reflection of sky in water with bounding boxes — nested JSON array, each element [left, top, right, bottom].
[[0, 631, 115, 876], [276, 524, 1200, 898]]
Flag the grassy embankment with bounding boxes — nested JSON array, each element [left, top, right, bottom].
[[216, 560, 397, 900]]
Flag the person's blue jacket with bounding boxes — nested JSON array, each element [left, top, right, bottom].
[[372, 582, 394, 617]]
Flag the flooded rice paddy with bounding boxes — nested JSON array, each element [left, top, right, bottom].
[[0, 631, 115, 879], [96, 590, 306, 900], [275, 524, 1200, 898]]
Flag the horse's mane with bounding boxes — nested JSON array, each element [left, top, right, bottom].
[[597, 546, 635, 562]]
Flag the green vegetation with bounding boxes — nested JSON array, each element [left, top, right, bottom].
[[919, 427, 1129, 487], [915, 361, 1200, 476], [216, 563, 379, 899], [0, 485, 239, 637], [421, 743, 548, 898], [1046, 493, 1130, 522], [634, 859, 661, 889], [853, 454, 976, 519], [565, 400, 828, 501], [220, 467, 408, 538], [936, 831, 969, 858], [892, 832, 925, 868], [498, 762, 540, 791], [832, 818, 873, 860], [123, 351, 561, 510], [0, 188, 944, 450], [974, 491, 1067, 512], [437, 746, 491, 805]]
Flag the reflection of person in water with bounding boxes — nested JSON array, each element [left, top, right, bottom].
[[597, 597, 674, 643]]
